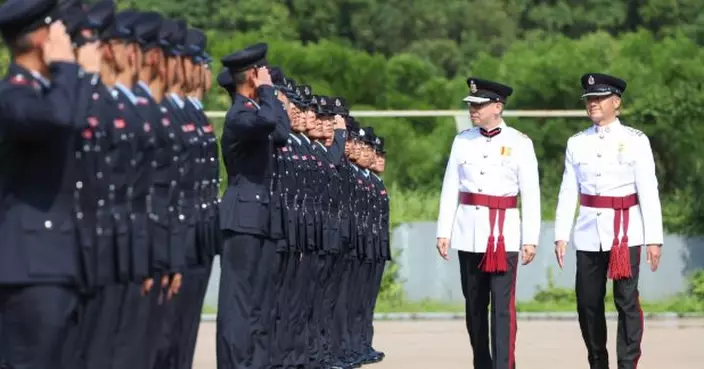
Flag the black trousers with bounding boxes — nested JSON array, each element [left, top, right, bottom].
[[289, 253, 312, 367], [576, 246, 644, 369], [331, 257, 353, 361], [362, 260, 385, 348], [348, 259, 368, 357], [458, 251, 518, 369], [177, 264, 212, 369], [0, 285, 79, 369], [216, 232, 280, 369]]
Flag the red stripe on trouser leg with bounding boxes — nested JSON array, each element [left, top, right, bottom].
[[508, 260, 517, 369]]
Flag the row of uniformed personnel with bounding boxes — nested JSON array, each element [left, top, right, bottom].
[[0, 0, 219, 368], [215, 44, 390, 369]]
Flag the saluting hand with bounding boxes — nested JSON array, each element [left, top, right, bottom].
[[253, 67, 272, 88], [77, 41, 102, 73], [436, 237, 450, 261], [333, 115, 346, 130], [522, 245, 536, 265], [555, 240, 567, 269], [646, 244, 661, 271], [43, 21, 75, 64]]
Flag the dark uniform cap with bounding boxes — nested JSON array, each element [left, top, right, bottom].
[[184, 28, 205, 57], [332, 96, 348, 116], [160, 18, 187, 55], [463, 77, 513, 105], [375, 136, 386, 154], [221, 42, 268, 73], [283, 78, 297, 99], [309, 95, 322, 111], [99, 8, 134, 41], [0, 0, 58, 40], [57, 0, 86, 39], [580, 73, 627, 98], [217, 68, 234, 90], [197, 31, 209, 64], [345, 116, 360, 137], [270, 66, 284, 85], [84, 0, 114, 34], [298, 84, 313, 104], [131, 11, 163, 48], [317, 96, 334, 115], [362, 126, 376, 145], [291, 85, 309, 108], [157, 18, 180, 55], [270, 66, 294, 94], [358, 126, 371, 142]]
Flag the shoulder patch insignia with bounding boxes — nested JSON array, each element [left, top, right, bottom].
[[9, 74, 28, 86]]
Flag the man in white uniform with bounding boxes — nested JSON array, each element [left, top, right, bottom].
[[553, 73, 663, 369], [436, 77, 541, 369]]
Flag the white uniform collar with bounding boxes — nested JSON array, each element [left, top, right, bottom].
[[593, 118, 621, 134], [137, 80, 153, 98]]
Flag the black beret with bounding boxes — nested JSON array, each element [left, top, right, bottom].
[[463, 77, 513, 105], [581, 73, 627, 98], [131, 11, 163, 49], [0, 0, 58, 41], [221, 42, 267, 73]]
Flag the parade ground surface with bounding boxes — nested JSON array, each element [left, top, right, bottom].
[[193, 318, 704, 368]]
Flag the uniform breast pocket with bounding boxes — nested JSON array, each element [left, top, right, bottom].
[[21, 208, 78, 279], [236, 191, 270, 231]]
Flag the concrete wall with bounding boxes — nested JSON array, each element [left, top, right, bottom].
[[392, 221, 704, 302], [203, 221, 704, 307]]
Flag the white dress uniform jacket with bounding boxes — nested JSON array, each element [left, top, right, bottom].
[[436, 121, 541, 253], [554, 119, 664, 251]]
